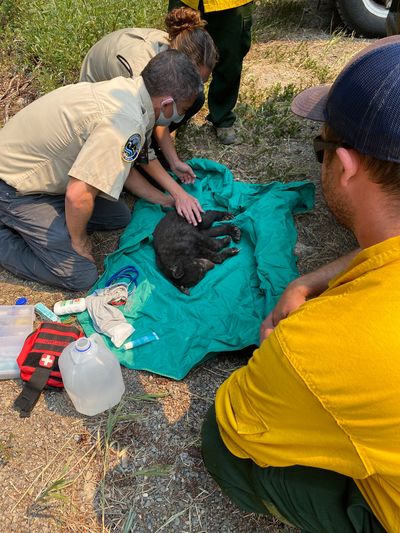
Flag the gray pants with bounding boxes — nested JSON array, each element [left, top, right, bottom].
[[0, 180, 131, 290]]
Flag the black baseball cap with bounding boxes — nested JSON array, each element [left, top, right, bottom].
[[291, 36, 400, 163]]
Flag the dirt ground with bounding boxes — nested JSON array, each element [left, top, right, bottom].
[[0, 2, 372, 532]]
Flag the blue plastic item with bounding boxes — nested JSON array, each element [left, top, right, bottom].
[[105, 266, 139, 295]]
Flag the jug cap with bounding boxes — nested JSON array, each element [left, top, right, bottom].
[[75, 338, 91, 352]]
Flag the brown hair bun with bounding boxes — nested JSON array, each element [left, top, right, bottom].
[[165, 7, 206, 40]]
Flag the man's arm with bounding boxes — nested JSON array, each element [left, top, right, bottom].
[[124, 166, 174, 207], [259, 248, 360, 342], [65, 177, 98, 262], [153, 125, 196, 184], [138, 158, 203, 225]]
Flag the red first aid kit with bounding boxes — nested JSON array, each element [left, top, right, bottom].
[[14, 322, 83, 417]]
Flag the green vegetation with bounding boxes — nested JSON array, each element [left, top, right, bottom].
[[34, 470, 74, 505], [0, 0, 166, 92], [237, 82, 301, 142], [253, 0, 310, 40]]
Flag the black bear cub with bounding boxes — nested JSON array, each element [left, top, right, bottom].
[[153, 210, 241, 294]]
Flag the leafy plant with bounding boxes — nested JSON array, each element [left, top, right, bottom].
[[34, 470, 74, 504], [1, 0, 167, 92]]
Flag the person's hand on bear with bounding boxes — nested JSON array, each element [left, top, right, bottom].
[[174, 190, 203, 225]]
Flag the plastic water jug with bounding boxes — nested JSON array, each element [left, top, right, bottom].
[[59, 333, 125, 416]]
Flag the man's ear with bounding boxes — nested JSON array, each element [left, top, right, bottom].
[[336, 147, 360, 186], [160, 96, 173, 107], [171, 263, 184, 279]]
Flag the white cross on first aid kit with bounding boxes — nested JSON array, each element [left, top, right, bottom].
[[39, 354, 56, 368]]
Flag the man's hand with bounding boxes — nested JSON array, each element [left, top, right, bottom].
[[71, 236, 95, 263], [259, 282, 309, 343], [174, 191, 204, 225], [259, 248, 361, 344], [137, 159, 203, 224], [171, 160, 196, 184]]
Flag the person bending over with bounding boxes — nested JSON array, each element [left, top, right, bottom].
[[80, 7, 217, 183]]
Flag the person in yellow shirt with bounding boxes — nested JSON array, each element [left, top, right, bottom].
[[202, 36, 400, 532], [168, 0, 253, 145], [0, 50, 203, 290]]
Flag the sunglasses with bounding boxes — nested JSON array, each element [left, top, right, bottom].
[[313, 135, 351, 164]]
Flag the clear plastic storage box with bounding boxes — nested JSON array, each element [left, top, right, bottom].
[[0, 305, 34, 379]]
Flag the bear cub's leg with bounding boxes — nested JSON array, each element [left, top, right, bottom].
[[198, 246, 240, 264], [203, 224, 241, 243], [197, 210, 234, 229], [198, 210, 241, 244]]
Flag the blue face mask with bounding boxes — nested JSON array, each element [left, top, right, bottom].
[[156, 99, 185, 127]]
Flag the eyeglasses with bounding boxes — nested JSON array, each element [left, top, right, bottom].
[[313, 135, 350, 164]]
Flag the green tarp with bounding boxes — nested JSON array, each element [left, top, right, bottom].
[[78, 158, 314, 379]]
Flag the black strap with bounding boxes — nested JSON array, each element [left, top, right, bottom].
[[136, 139, 149, 165], [14, 358, 54, 418], [116, 54, 133, 77]]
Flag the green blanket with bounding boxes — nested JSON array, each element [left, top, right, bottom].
[[78, 159, 314, 379]]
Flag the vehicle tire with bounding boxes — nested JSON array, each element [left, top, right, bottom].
[[335, 0, 388, 37]]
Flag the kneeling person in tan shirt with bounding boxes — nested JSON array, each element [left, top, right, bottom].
[[0, 49, 203, 290]]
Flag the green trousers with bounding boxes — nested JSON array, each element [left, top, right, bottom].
[[201, 405, 386, 533], [168, 1, 253, 128]]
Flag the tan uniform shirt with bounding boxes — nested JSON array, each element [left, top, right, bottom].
[[80, 28, 170, 82], [0, 76, 155, 200]]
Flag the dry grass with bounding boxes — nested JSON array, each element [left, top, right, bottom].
[[0, 1, 375, 531]]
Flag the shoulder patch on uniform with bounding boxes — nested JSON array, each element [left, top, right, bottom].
[[122, 133, 142, 163]]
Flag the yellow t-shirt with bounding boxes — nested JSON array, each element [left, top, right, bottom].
[[179, 0, 252, 13], [216, 236, 400, 532], [0, 76, 155, 200]]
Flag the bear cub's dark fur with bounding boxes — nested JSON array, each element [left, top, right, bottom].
[[153, 210, 241, 294]]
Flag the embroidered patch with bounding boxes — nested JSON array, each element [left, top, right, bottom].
[[122, 133, 142, 163]]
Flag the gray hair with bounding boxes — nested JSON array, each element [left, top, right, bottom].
[[141, 49, 202, 103]]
